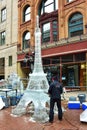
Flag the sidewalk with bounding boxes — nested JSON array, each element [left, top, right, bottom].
[[0, 91, 87, 130]]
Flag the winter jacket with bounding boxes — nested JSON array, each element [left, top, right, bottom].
[[48, 80, 63, 99]]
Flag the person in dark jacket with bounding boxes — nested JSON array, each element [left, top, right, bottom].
[[48, 76, 63, 123]]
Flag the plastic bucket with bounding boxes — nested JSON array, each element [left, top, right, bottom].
[[10, 96, 17, 106]]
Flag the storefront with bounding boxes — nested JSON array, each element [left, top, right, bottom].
[[43, 52, 87, 90]]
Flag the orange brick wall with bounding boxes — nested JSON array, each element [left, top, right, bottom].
[[59, 0, 87, 39]]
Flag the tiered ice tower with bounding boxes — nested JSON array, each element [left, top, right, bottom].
[[12, 16, 50, 123]]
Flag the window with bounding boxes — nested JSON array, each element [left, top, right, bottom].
[[1, 8, 6, 22], [22, 31, 30, 49], [0, 31, 6, 45], [42, 23, 50, 42], [42, 20, 58, 43], [9, 56, 12, 66], [68, 12, 83, 37], [52, 21, 58, 41], [39, 0, 58, 15], [75, 52, 85, 62], [23, 5, 30, 22], [0, 58, 4, 68], [67, 0, 73, 2], [62, 55, 73, 63]]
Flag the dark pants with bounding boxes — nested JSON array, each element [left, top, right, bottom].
[[49, 98, 62, 122]]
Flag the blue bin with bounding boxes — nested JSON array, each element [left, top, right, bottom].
[[82, 102, 87, 110], [10, 96, 17, 106], [68, 101, 80, 109]]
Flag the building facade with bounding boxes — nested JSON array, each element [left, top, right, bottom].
[[17, 0, 87, 89], [0, 0, 18, 79]]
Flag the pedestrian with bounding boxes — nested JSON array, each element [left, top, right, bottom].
[[48, 76, 63, 123]]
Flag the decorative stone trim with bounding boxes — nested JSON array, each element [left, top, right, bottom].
[[67, 36, 80, 43], [80, 34, 87, 40]]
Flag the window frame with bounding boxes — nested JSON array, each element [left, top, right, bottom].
[[39, 0, 58, 15], [68, 12, 83, 37], [1, 7, 6, 22], [8, 55, 12, 66], [0, 31, 6, 45], [42, 22, 50, 43], [22, 31, 30, 50], [23, 5, 31, 22], [41, 20, 58, 43], [67, 0, 73, 2]]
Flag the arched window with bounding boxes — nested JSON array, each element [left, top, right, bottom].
[[67, 0, 73, 2], [68, 12, 83, 37], [22, 31, 30, 50], [23, 5, 30, 22], [39, 0, 58, 15]]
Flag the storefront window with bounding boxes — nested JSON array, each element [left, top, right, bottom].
[[62, 54, 73, 63], [62, 64, 79, 86], [75, 52, 85, 62], [43, 65, 60, 85], [42, 53, 86, 87], [80, 63, 86, 88]]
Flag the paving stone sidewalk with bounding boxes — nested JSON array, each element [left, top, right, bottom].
[[0, 91, 87, 130]]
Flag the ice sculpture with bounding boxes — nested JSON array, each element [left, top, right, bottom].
[[12, 16, 50, 123], [7, 72, 24, 94]]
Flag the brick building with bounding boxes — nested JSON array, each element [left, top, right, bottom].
[[17, 0, 87, 89]]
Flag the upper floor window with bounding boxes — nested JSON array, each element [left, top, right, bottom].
[[23, 5, 30, 22], [42, 23, 50, 42], [8, 56, 12, 66], [1, 7, 6, 22], [22, 31, 30, 50], [52, 21, 58, 41], [68, 12, 83, 37], [42, 20, 58, 43], [0, 31, 6, 45], [39, 0, 58, 15], [67, 0, 73, 2]]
